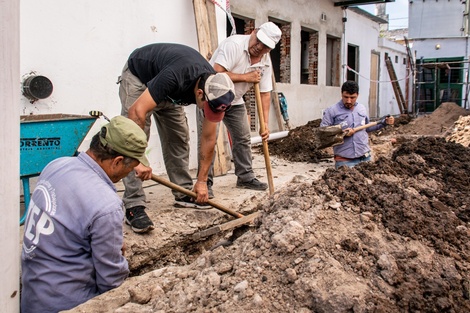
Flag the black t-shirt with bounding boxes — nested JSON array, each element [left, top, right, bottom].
[[128, 43, 216, 105]]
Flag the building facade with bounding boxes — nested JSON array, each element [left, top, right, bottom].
[[408, 0, 470, 111]]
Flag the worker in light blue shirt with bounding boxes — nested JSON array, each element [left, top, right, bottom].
[[320, 80, 394, 168], [21, 116, 149, 313]]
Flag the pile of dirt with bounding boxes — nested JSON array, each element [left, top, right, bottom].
[[69, 136, 470, 313], [394, 102, 470, 136], [267, 119, 332, 163], [268, 102, 469, 164], [446, 115, 470, 147], [67, 102, 470, 313]]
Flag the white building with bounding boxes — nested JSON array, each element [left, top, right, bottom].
[[408, 0, 470, 111], [5, 2, 409, 308], [18, 0, 408, 174]]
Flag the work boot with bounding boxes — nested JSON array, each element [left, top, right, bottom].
[[207, 183, 215, 199], [236, 178, 268, 191], [174, 196, 212, 210], [125, 206, 154, 233]]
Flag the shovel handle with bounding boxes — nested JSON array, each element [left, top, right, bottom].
[[254, 83, 275, 195], [150, 174, 244, 218], [352, 115, 391, 132], [352, 121, 379, 132]]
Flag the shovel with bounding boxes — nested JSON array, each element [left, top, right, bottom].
[[151, 174, 244, 218], [254, 82, 275, 195], [315, 121, 380, 149], [151, 174, 261, 240]]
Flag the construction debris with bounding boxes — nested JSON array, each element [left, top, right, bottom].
[[60, 102, 470, 312]]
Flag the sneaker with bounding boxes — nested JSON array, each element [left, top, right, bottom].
[[207, 184, 215, 199], [236, 178, 268, 191], [174, 196, 212, 210], [125, 206, 155, 233]]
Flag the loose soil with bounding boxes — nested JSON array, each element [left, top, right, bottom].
[[63, 103, 470, 313]]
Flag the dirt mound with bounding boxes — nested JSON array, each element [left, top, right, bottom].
[[395, 102, 469, 136], [446, 115, 470, 147], [66, 102, 470, 313], [267, 119, 332, 163], [69, 137, 470, 313], [268, 102, 469, 164]]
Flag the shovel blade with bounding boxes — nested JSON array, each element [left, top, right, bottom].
[[314, 125, 346, 149]]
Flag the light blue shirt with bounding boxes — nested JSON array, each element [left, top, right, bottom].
[[21, 152, 129, 313], [320, 100, 384, 159]]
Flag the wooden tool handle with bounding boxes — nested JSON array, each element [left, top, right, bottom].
[[254, 83, 275, 195], [352, 121, 379, 132], [151, 174, 244, 218]]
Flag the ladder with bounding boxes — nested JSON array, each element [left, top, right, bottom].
[[385, 55, 407, 114]]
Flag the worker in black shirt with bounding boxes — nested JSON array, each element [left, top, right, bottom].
[[118, 43, 235, 233]]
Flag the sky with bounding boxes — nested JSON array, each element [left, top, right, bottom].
[[361, 0, 409, 30]]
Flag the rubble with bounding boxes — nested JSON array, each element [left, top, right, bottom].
[[63, 102, 470, 313]]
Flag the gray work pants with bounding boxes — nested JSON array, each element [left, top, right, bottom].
[[118, 62, 192, 209], [196, 104, 255, 186]]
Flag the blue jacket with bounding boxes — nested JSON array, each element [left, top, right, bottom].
[[21, 152, 129, 313]]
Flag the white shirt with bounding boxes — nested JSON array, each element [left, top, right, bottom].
[[210, 34, 273, 106]]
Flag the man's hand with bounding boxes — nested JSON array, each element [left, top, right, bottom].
[[260, 124, 270, 141], [344, 128, 355, 136], [380, 115, 395, 126], [245, 69, 262, 83], [385, 116, 395, 125], [193, 181, 209, 203], [134, 163, 152, 180]]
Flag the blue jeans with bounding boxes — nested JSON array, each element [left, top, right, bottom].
[[334, 154, 372, 169]]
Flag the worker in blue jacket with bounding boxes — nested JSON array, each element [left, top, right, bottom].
[[21, 116, 148, 313], [320, 80, 394, 168]]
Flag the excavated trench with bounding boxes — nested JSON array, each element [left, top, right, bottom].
[[128, 216, 255, 277], [67, 102, 470, 312]]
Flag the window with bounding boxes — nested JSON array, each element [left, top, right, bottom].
[[300, 28, 318, 85], [347, 44, 359, 82], [269, 19, 291, 84], [326, 36, 341, 86]]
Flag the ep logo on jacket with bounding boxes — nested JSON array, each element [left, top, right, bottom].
[[23, 180, 56, 255]]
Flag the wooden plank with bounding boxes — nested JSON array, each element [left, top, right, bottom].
[[193, 0, 212, 60], [385, 56, 406, 114], [271, 71, 285, 131], [206, 0, 218, 55], [213, 124, 231, 176], [193, 0, 231, 175], [192, 212, 261, 240]]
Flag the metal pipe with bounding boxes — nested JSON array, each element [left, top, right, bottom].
[[251, 130, 289, 145]]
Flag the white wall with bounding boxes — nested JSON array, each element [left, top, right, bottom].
[[345, 8, 407, 117], [378, 37, 410, 116], [20, 0, 217, 174], [409, 0, 465, 38], [413, 37, 470, 60], [1, 0, 20, 311], [19, 0, 409, 176], [344, 8, 381, 110]]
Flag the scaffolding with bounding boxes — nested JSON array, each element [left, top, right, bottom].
[[414, 58, 470, 114]]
